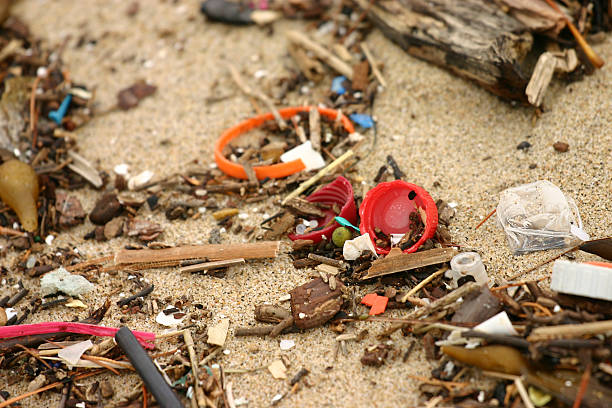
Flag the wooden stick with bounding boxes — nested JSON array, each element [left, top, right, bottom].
[[508, 246, 578, 280], [114, 242, 280, 265], [542, 0, 604, 68], [515, 377, 536, 408], [65, 255, 113, 272], [398, 267, 448, 302], [360, 42, 387, 87], [527, 320, 612, 342], [184, 330, 207, 408], [282, 150, 354, 205], [30, 76, 41, 148], [0, 370, 103, 408], [228, 64, 287, 129], [363, 248, 457, 280], [0, 225, 27, 237], [309, 107, 321, 151], [286, 30, 354, 79], [179, 258, 245, 274]]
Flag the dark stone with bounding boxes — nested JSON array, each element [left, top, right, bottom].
[[89, 193, 121, 225], [517, 141, 531, 150]]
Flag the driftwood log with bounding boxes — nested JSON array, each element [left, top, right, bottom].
[[357, 0, 535, 101]]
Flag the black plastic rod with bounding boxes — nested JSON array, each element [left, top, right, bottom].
[[115, 327, 184, 408]]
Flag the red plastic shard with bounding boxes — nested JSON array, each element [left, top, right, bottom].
[[360, 293, 378, 307], [369, 296, 389, 316]]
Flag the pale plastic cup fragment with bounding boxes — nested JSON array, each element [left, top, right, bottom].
[[445, 252, 489, 289], [343, 233, 378, 261]]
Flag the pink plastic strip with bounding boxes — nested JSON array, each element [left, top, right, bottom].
[[0, 322, 156, 349]]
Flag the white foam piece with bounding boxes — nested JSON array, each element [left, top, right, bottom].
[[551, 260, 612, 301], [280, 141, 325, 171]]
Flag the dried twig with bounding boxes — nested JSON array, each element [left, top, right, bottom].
[[360, 42, 387, 87], [228, 64, 287, 129], [542, 0, 604, 68], [286, 30, 353, 79]]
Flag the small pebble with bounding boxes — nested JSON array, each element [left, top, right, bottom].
[[553, 141, 569, 152], [517, 141, 531, 150]]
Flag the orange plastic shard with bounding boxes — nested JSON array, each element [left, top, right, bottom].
[[360, 293, 378, 307], [214, 106, 355, 180], [369, 296, 389, 316]]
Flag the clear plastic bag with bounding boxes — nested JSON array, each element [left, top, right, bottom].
[[496, 180, 587, 254]]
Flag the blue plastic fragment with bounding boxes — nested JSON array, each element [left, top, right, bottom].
[[349, 113, 374, 129], [49, 94, 73, 125], [331, 76, 347, 95], [335, 216, 360, 232]]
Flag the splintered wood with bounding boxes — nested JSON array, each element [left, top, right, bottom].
[[114, 241, 280, 265], [362, 247, 457, 280], [290, 278, 345, 329], [358, 0, 533, 101]]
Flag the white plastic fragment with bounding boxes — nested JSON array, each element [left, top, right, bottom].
[[279, 339, 295, 350], [155, 307, 186, 327], [343, 233, 377, 260], [445, 252, 489, 289], [551, 260, 612, 301], [40, 267, 94, 297], [4, 308, 17, 321], [58, 340, 93, 366], [128, 170, 154, 190], [280, 141, 325, 171], [113, 163, 129, 176], [474, 311, 518, 336]]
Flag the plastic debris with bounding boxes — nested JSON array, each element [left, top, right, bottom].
[[280, 141, 325, 171], [445, 252, 489, 289], [496, 180, 588, 254], [474, 311, 518, 336], [551, 260, 612, 301], [155, 307, 186, 327], [361, 293, 388, 315], [331, 76, 347, 94], [349, 113, 374, 129], [360, 180, 438, 254], [115, 327, 184, 407], [343, 233, 377, 260], [279, 339, 295, 350], [288, 176, 357, 244], [48, 94, 72, 124], [200, 0, 280, 25], [128, 170, 154, 190], [40, 267, 94, 297], [58, 340, 93, 366], [335, 216, 360, 232]]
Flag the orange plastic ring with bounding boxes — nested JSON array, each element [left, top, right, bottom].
[[214, 106, 355, 180]]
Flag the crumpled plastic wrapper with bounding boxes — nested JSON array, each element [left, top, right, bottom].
[[496, 180, 588, 254]]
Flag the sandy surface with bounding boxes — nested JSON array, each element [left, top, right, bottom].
[[2, 0, 611, 407]]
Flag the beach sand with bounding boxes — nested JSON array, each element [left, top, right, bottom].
[[2, 0, 611, 406]]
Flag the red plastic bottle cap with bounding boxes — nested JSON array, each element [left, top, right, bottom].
[[288, 176, 357, 244], [359, 180, 438, 255], [214, 106, 355, 180]]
